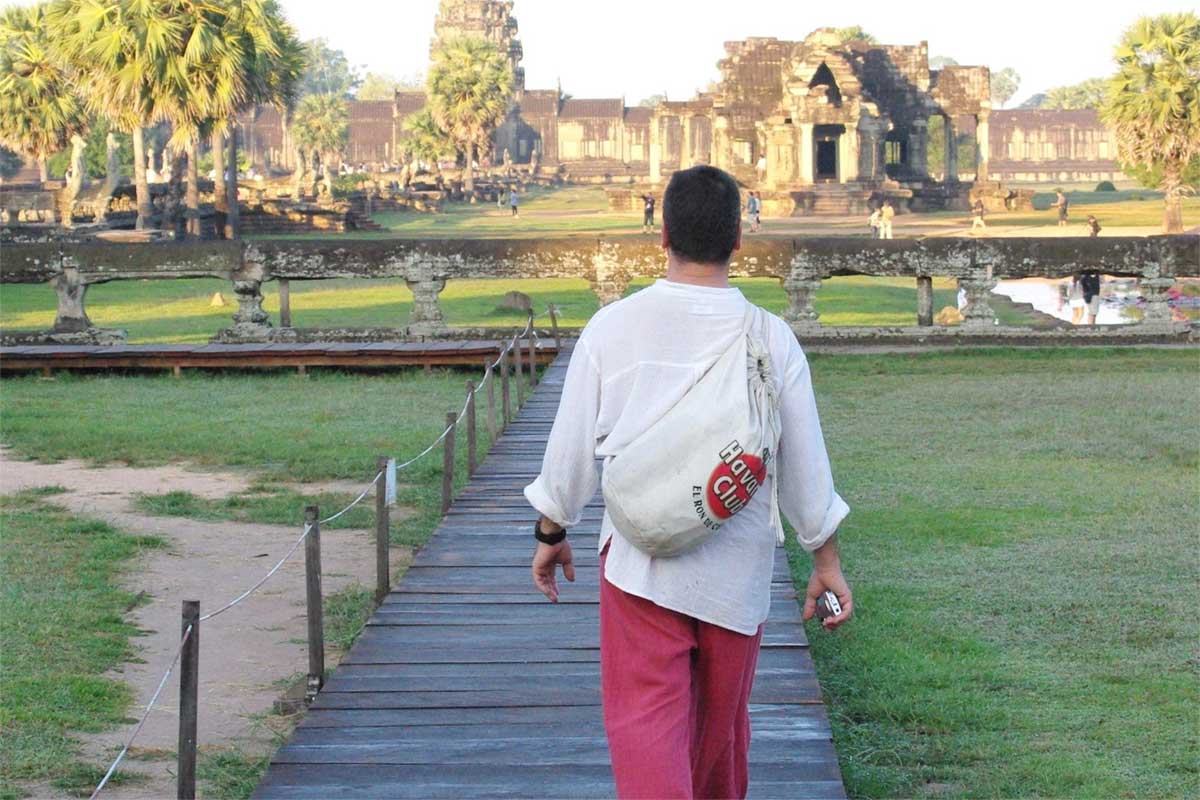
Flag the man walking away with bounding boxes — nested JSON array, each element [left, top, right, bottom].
[[880, 199, 895, 239], [1081, 271, 1102, 325], [1052, 189, 1069, 227], [510, 187, 519, 218], [642, 192, 656, 233], [524, 165, 853, 800]]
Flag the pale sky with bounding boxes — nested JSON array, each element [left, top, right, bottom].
[[279, 0, 1194, 107]]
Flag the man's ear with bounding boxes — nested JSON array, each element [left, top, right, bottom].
[[660, 222, 670, 250]]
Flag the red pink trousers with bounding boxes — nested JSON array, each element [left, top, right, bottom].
[[600, 545, 764, 799]]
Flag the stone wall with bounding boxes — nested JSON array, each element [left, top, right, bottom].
[[990, 109, 1126, 184], [3, 236, 1195, 345]]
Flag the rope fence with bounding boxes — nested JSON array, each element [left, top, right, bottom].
[[88, 317, 548, 799]]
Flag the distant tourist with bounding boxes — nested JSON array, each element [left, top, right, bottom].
[[1087, 215, 1101, 237], [641, 192, 656, 233], [1081, 272, 1102, 325], [1052, 189, 1069, 227], [1068, 274, 1086, 324], [510, 187, 519, 217], [879, 200, 895, 239], [971, 199, 987, 232], [746, 192, 761, 232], [868, 206, 882, 238], [756, 154, 767, 183]]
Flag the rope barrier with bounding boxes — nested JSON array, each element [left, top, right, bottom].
[[91, 317, 546, 799], [90, 624, 194, 800]]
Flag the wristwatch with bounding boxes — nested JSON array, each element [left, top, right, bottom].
[[533, 519, 567, 545]]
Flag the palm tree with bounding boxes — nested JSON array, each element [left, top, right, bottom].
[[402, 108, 455, 178], [293, 92, 348, 191], [427, 37, 514, 195], [1102, 12, 1200, 234], [50, 0, 186, 230], [0, 2, 89, 200]]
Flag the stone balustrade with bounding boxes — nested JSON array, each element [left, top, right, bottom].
[[1, 236, 1196, 345]]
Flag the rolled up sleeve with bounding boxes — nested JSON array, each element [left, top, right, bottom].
[[776, 348, 849, 551], [523, 338, 602, 527]]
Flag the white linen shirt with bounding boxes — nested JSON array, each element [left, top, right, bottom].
[[523, 279, 849, 635]]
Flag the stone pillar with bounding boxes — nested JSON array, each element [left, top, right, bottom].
[[589, 248, 631, 306], [916, 276, 934, 326], [782, 258, 822, 330], [976, 111, 990, 183], [405, 265, 448, 336], [680, 116, 693, 170], [840, 128, 859, 183], [798, 123, 814, 185], [52, 268, 92, 333], [649, 115, 662, 183], [1138, 276, 1177, 328], [908, 119, 928, 179], [713, 116, 732, 173], [958, 271, 998, 328], [223, 247, 273, 340], [858, 116, 882, 181], [944, 116, 958, 183]]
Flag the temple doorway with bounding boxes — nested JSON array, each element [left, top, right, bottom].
[[814, 124, 844, 182]]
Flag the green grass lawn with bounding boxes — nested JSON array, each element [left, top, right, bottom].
[[0, 489, 164, 800], [2, 349, 1197, 797], [0, 275, 982, 343]]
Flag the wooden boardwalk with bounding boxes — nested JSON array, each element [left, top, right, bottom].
[[253, 350, 846, 799]]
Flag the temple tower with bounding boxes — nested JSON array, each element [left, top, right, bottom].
[[431, 0, 525, 95]]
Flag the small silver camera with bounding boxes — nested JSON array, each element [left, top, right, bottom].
[[815, 590, 842, 620]]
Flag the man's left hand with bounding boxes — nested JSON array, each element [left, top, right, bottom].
[[532, 540, 575, 603]]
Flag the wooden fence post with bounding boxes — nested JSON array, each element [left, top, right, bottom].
[[279, 278, 292, 327], [484, 359, 496, 444], [442, 411, 457, 514], [514, 338, 525, 407], [466, 381, 477, 476], [374, 456, 389, 605], [549, 304, 561, 350], [526, 321, 537, 388], [304, 506, 324, 704], [177, 600, 199, 800], [501, 348, 511, 431]]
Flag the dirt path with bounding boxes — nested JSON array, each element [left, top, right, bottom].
[[0, 450, 412, 799]]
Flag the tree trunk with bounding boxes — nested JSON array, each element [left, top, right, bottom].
[[96, 133, 121, 224], [226, 124, 240, 239], [1163, 191, 1184, 235], [212, 128, 228, 239], [60, 134, 87, 228], [464, 142, 475, 197], [132, 127, 152, 230], [38, 157, 48, 183], [185, 138, 200, 239]]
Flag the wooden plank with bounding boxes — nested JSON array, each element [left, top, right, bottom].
[[254, 345, 844, 800]]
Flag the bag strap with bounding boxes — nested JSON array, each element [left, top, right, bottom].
[[743, 303, 787, 545]]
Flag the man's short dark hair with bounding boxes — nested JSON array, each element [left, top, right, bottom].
[[663, 166, 741, 265]]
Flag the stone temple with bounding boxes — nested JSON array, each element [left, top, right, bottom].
[[236, 0, 1127, 212]]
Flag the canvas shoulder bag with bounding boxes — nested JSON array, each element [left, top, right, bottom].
[[601, 303, 784, 558]]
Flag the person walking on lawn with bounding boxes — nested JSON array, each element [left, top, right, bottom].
[[524, 165, 853, 800]]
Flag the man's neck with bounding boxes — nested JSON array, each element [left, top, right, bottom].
[[665, 255, 731, 288]]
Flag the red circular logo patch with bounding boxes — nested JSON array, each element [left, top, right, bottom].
[[706, 454, 766, 519]]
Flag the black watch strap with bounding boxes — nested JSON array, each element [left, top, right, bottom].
[[533, 519, 567, 545]]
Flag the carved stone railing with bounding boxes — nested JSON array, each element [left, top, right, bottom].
[[1, 236, 1196, 345]]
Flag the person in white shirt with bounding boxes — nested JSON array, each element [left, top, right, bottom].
[[524, 165, 852, 799]]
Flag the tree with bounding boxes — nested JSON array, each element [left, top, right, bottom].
[[359, 71, 424, 101], [1018, 93, 1047, 109], [293, 92, 348, 182], [991, 67, 1021, 108], [427, 37, 514, 195], [300, 38, 360, 99], [47, 117, 132, 179], [0, 144, 23, 181], [1102, 12, 1200, 233], [638, 93, 667, 108], [832, 26, 877, 45], [930, 55, 959, 70], [401, 108, 454, 174], [1041, 78, 1108, 109], [0, 3, 89, 190], [50, 0, 186, 230]]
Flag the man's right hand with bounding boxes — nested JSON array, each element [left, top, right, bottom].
[[801, 535, 853, 630]]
